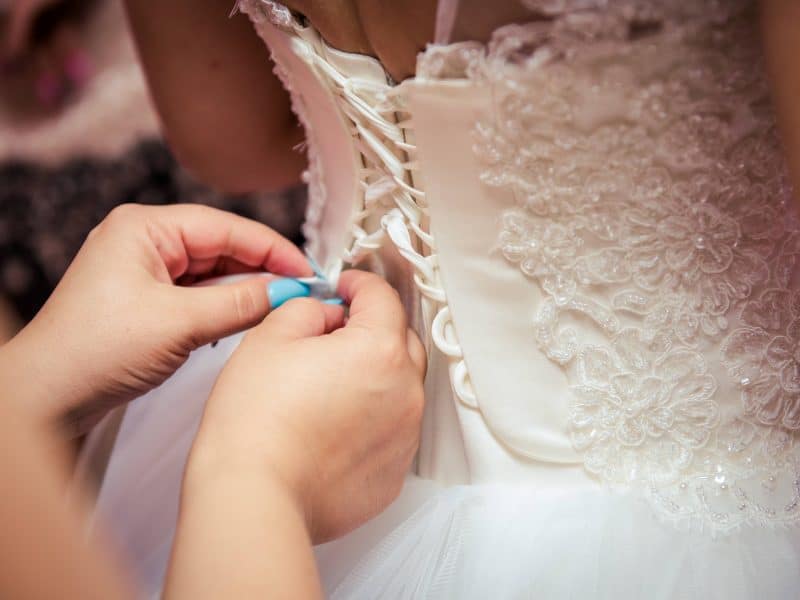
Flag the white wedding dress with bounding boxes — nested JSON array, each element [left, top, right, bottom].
[[87, 1, 800, 597]]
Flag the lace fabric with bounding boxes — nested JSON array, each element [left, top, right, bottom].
[[426, 0, 800, 530]]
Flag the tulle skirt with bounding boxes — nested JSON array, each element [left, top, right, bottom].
[[321, 480, 800, 599], [88, 331, 800, 599]]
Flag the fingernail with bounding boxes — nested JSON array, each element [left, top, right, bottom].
[[268, 278, 310, 309], [323, 297, 345, 305]]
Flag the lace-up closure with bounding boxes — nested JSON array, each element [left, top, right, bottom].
[[240, 0, 477, 410]]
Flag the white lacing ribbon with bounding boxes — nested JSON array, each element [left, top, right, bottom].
[[286, 33, 478, 409]]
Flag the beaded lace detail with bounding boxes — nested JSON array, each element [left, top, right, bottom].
[[444, 0, 800, 530]]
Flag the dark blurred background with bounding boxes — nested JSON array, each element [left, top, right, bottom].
[[0, 0, 307, 341]]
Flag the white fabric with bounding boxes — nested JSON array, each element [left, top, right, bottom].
[[405, 1, 800, 530], [88, 1, 800, 597], [331, 484, 800, 599]]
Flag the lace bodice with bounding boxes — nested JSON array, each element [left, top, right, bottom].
[[454, 0, 800, 529], [239, 0, 800, 533]]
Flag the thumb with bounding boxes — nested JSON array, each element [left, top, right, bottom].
[[173, 276, 271, 348]]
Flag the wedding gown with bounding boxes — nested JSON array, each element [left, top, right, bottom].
[[87, 1, 800, 597]]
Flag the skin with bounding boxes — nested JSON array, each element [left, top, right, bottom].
[[123, 0, 307, 194], [168, 271, 426, 598], [124, 0, 800, 211], [2, 2, 797, 597], [0, 203, 313, 436], [0, 403, 134, 599], [761, 0, 800, 204], [0, 205, 426, 597], [122, 0, 533, 194]]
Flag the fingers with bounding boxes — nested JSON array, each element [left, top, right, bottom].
[[173, 276, 272, 347], [140, 204, 312, 280], [337, 270, 407, 336], [172, 271, 346, 350], [183, 256, 263, 278], [257, 297, 346, 342], [337, 271, 426, 376]]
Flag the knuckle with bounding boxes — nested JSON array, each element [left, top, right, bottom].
[[231, 285, 262, 326], [374, 334, 407, 368], [95, 204, 145, 240], [105, 202, 142, 225]]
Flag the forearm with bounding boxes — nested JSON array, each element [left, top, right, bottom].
[[761, 0, 800, 207], [124, 0, 305, 193], [0, 399, 133, 598], [166, 466, 322, 600]]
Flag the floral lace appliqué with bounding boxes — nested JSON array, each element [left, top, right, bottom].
[[467, 1, 800, 530], [723, 285, 800, 430], [573, 330, 719, 484]]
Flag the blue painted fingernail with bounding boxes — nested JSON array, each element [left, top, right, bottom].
[[268, 278, 310, 309], [323, 297, 345, 305]]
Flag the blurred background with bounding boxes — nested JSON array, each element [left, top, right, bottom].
[[0, 0, 307, 342]]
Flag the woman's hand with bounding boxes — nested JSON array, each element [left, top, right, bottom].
[[190, 269, 427, 541], [0, 203, 312, 435], [168, 270, 426, 599]]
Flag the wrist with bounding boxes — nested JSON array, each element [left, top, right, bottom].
[[0, 325, 89, 435], [0, 332, 50, 417], [183, 431, 313, 530]]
